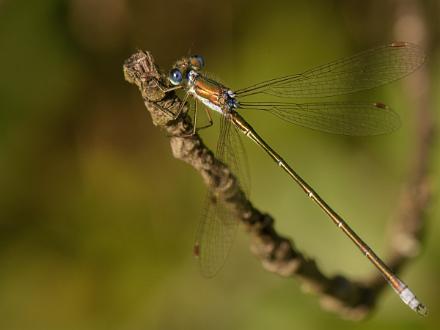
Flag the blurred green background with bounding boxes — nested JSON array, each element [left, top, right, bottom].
[[0, 0, 439, 329]]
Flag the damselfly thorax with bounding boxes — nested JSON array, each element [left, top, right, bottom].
[[187, 71, 239, 115]]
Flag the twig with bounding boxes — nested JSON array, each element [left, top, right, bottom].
[[123, 48, 431, 320]]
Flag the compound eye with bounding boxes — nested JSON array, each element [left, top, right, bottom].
[[169, 68, 183, 85], [190, 55, 205, 70]]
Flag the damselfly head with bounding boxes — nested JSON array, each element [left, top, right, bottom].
[[169, 55, 205, 86]]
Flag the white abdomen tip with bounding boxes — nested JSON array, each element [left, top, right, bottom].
[[399, 287, 428, 316]]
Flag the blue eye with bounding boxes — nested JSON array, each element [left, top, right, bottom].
[[169, 68, 183, 85], [190, 55, 205, 69]]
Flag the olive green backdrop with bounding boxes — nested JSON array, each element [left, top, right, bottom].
[[0, 0, 439, 329]]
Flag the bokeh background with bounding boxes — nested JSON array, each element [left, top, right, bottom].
[[0, 0, 439, 329]]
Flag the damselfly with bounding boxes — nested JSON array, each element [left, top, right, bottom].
[[165, 42, 426, 315]]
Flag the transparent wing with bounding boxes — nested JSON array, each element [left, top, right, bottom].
[[239, 101, 400, 136], [194, 193, 238, 278], [217, 116, 251, 196], [236, 42, 425, 98], [194, 116, 249, 277]]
